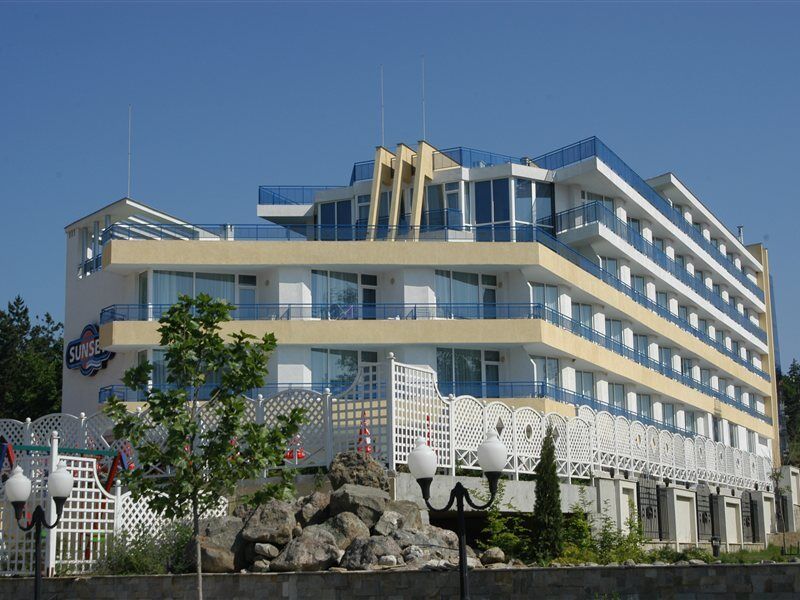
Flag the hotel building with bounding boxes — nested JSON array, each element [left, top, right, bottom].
[[63, 136, 780, 468]]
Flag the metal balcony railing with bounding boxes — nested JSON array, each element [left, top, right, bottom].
[[258, 186, 344, 205], [99, 301, 770, 424], [547, 201, 767, 344], [532, 137, 764, 301]]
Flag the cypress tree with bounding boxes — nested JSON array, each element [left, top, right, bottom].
[[531, 424, 563, 562]]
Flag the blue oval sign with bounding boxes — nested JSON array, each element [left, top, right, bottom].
[[66, 324, 114, 376]]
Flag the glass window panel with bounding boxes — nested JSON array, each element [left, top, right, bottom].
[[534, 182, 554, 223], [311, 270, 329, 305], [492, 179, 509, 222], [435, 270, 452, 305], [659, 347, 673, 367], [454, 349, 482, 384], [437, 348, 454, 383], [632, 276, 645, 295], [152, 349, 168, 386], [576, 371, 594, 397], [634, 334, 649, 357], [609, 383, 625, 408], [195, 273, 235, 303], [663, 403, 675, 426], [475, 181, 492, 224], [153, 270, 193, 305], [452, 271, 479, 304], [638, 394, 652, 419], [484, 350, 500, 363], [329, 271, 359, 305], [514, 179, 533, 224], [605, 319, 622, 342]]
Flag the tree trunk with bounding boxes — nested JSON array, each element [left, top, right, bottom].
[[194, 498, 203, 600]]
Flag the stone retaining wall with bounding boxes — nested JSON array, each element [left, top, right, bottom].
[[3, 564, 800, 599]]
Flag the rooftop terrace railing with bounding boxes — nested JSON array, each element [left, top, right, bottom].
[[258, 186, 344, 205], [549, 201, 767, 343], [99, 301, 770, 424], [532, 137, 763, 301]]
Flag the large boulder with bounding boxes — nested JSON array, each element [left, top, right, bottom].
[[270, 529, 343, 572], [328, 452, 389, 491], [329, 484, 389, 528], [297, 491, 331, 526], [186, 515, 245, 573], [339, 535, 403, 570], [373, 511, 404, 536], [481, 547, 506, 565], [241, 499, 297, 545], [385, 500, 423, 531], [304, 511, 370, 550]]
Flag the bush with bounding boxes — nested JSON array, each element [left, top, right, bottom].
[[645, 545, 713, 564], [94, 522, 193, 575], [476, 478, 529, 560]]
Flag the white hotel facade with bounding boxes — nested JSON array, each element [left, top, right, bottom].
[[63, 136, 781, 473]]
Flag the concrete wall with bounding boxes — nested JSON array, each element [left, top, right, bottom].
[[6, 565, 800, 599]]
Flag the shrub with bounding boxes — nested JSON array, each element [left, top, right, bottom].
[[476, 478, 529, 559], [531, 426, 563, 563], [94, 522, 193, 575]]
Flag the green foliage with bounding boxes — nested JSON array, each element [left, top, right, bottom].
[[559, 488, 647, 565], [95, 522, 193, 575], [718, 544, 788, 564], [781, 360, 800, 466], [644, 545, 713, 564], [104, 293, 304, 533], [530, 425, 563, 563], [475, 478, 529, 559], [0, 296, 62, 419]]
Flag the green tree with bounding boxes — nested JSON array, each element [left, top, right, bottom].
[[531, 425, 563, 562], [0, 295, 63, 420], [780, 360, 800, 465], [105, 294, 303, 599]]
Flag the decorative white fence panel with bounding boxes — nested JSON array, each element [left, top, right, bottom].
[[0, 355, 775, 575]]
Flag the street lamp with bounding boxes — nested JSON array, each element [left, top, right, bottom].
[[408, 430, 507, 600], [5, 459, 74, 600]]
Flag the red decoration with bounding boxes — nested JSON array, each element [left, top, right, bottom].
[[284, 434, 307, 462], [357, 411, 373, 455]]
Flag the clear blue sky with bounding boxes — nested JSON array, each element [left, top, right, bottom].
[[1, 2, 797, 369]]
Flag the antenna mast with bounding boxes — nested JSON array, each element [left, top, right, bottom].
[[127, 104, 132, 198], [380, 65, 385, 147], [421, 55, 426, 140]]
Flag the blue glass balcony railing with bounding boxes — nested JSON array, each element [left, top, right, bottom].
[[98, 381, 357, 404], [99, 222, 769, 378], [99, 301, 770, 424], [548, 201, 767, 344], [532, 137, 764, 302], [258, 186, 344, 205]]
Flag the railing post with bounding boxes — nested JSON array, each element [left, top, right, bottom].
[[79, 412, 87, 448], [386, 353, 396, 472], [113, 479, 124, 536], [256, 394, 265, 425], [45, 430, 60, 576], [323, 388, 334, 466], [24, 417, 32, 446], [512, 410, 519, 481], [448, 393, 456, 476]]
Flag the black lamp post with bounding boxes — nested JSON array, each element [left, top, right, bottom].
[[407, 431, 507, 600], [5, 457, 74, 600]]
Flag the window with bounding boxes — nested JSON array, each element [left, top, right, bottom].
[[514, 179, 534, 224], [474, 179, 510, 241], [712, 416, 723, 442], [437, 348, 500, 397], [153, 271, 238, 305], [627, 218, 642, 234], [237, 275, 257, 319], [600, 257, 619, 277], [195, 273, 235, 303], [675, 254, 686, 270], [656, 291, 668, 309], [637, 394, 652, 419], [532, 283, 559, 311], [531, 356, 560, 387], [712, 283, 721, 296], [580, 190, 614, 214], [632, 275, 645, 295], [715, 329, 725, 344], [697, 318, 708, 335], [748, 431, 758, 453], [729, 422, 738, 448], [571, 303, 593, 330], [356, 195, 370, 238], [695, 269, 704, 282], [684, 410, 696, 433], [734, 386, 743, 404], [424, 183, 461, 229], [312, 270, 359, 317], [679, 305, 689, 322], [700, 368, 711, 387], [605, 319, 623, 344], [319, 199, 353, 240], [731, 340, 740, 356], [718, 377, 729, 397], [311, 348, 359, 388], [575, 371, 594, 398], [663, 403, 675, 427], [633, 334, 649, 358], [609, 383, 625, 409], [681, 358, 693, 379], [535, 182, 555, 228], [659, 346, 673, 369], [653, 237, 665, 252]]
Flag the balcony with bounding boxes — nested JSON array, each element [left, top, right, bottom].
[[547, 201, 767, 343], [99, 301, 771, 425], [257, 186, 344, 205], [533, 137, 764, 302]]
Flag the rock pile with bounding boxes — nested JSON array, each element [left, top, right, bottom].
[[190, 451, 503, 573]]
